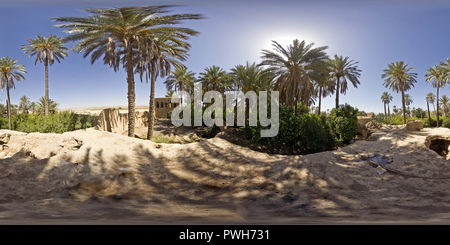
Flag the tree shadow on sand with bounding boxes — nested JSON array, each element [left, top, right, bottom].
[[2, 126, 450, 223]]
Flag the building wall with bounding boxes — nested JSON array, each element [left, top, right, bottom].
[[155, 97, 179, 118]]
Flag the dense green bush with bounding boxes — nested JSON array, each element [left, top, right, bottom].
[[1, 111, 93, 133], [244, 105, 337, 154], [327, 104, 358, 144], [440, 117, 450, 128]]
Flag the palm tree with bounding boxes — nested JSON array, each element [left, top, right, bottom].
[[164, 67, 195, 105], [198, 65, 233, 93], [21, 35, 69, 117], [30, 102, 37, 114], [382, 61, 417, 124], [165, 90, 175, 97], [381, 92, 392, 117], [0, 57, 26, 130], [230, 62, 275, 122], [425, 65, 447, 127], [230, 61, 274, 93], [35, 96, 58, 115], [426, 92, 436, 114], [426, 93, 434, 126], [314, 78, 335, 115], [327, 55, 362, 109], [441, 58, 450, 83], [440, 95, 450, 117], [404, 94, 413, 118], [392, 105, 399, 115], [259, 39, 329, 112], [19, 95, 31, 114], [53, 6, 203, 138]]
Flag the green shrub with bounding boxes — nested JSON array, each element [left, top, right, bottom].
[[244, 105, 335, 153], [440, 117, 450, 128], [2, 111, 93, 133], [328, 104, 358, 144]]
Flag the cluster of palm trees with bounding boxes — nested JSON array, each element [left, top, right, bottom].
[[53, 6, 204, 139], [0, 34, 68, 130], [164, 40, 362, 120], [381, 59, 450, 126], [2, 6, 203, 138], [1, 5, 364, 138], [17, 95, 58, 115]]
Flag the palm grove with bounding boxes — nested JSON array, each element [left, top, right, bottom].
[[379, 59, 450, 128], [7, 5, 448, 152], [0, 5, 364, 152]]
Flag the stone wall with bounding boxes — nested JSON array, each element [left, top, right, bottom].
[[94, 108, 149, 135]]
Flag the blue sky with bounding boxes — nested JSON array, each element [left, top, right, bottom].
[[1, 0, 450, 113]]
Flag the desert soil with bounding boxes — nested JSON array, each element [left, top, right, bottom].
[[2, 122, 450, 225]]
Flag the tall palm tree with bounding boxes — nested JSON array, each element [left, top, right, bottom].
[[426, 92, 434, 126], [404, 94, 413, 118], [230, 62, 275, 122], [440, 95, 450, 117], [327, 55, 362, 109], [314, 78, 335, 115], [381, 92, 391, 117], [425, 65, 446, 127], [426, 92, 436, 114], [382, 61, 417, 124], [441, 58, 450, 84], [163, 66, 195, 105], [259, 39, 329, 112], [53, 6, 203, 137], [136, 35, 196, 140], [198, 65, 233, 93], [19, 95, 31, 114], [0, 57, 26, 130], [21, 35, 69, 116], [230, 61, 274, 93]]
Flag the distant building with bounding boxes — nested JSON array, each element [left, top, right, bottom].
[[155, 97, 179, 118]]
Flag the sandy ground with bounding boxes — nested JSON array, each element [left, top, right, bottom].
[[2, 123, 450, 225]]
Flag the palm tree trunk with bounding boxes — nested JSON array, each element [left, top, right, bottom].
[[7, 86, 11, 130], [437, 87, 440, 127], [387, 103, 391, 116], [126, 41, 136, 137], [335, 77, 340, 109], [147, 70, 156, 140], [384, 102, 387, 117], [44, 60, 49, 117], [427, 101, 431, 126], [318, 88, 322, 115], [401, 90, 406, 125]]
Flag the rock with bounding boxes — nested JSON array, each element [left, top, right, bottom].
[[357, 121, 383, 140], [60, 137, 83, 151], [366, 121, 382, 130], [0, 133, 10, 145], [406, 120, 423, 131]]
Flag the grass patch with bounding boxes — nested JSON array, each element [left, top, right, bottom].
[[152, 134, 177, 144]]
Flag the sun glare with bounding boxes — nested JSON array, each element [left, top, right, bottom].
[[259, 32, 323, 52]]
